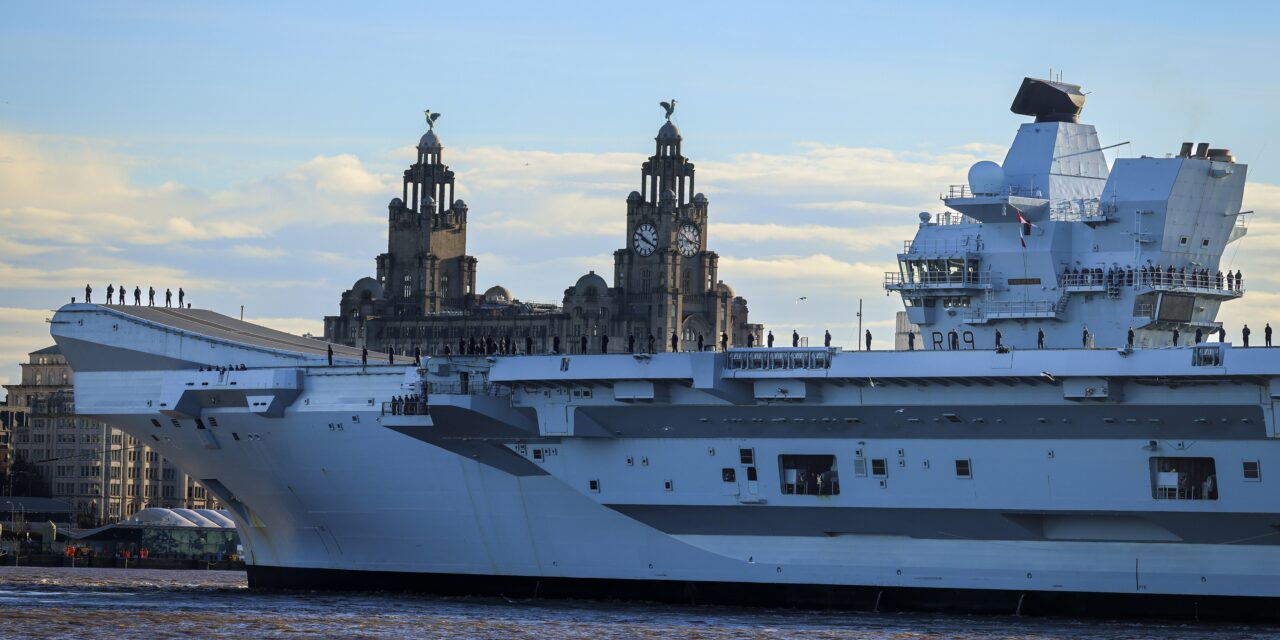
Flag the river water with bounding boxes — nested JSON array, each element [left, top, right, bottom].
[[0, 567, 1275, 639]]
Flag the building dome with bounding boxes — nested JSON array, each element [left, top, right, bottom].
[[627, 191, 643, 201], [662, 188, 676, 201], [574, 271, 609, 296], [692, 192, 708, 204], [483, 285, 512, 303], [389, 197, 404, 207], [350, 277, 384, 300], [452, 199, 468, 210], [421, 194, 435, 210], [717, 281, 735, 298], [419, 129, 442, 149], [657, 120, 681, 141]]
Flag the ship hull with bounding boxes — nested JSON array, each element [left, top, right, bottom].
[[244, 564, 1280, 622]]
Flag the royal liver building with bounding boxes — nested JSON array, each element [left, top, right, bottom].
[[323, 106, 759, 355]]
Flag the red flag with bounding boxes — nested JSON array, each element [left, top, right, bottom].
[[1017, 211, 1036, 248]]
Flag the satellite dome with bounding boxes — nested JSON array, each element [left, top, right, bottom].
[[967, 161, 1004, 196], [419, 130, 441, 149], [657, 121, 681, 140], [574, 271, 608, 296], [919, 211, 931, 223]]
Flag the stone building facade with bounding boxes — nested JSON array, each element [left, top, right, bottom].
[[324, 111, 760, 355], [2, 346, 216, 526]]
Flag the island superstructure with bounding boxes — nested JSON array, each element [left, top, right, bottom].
[[48, 77, 1280, 621]]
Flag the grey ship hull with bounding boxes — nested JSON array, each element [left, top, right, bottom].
[[50, 304, 1280, 622]]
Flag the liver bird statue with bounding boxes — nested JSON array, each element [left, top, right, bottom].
[[660, 99, 676, 121], [424, 109, 442, 130]]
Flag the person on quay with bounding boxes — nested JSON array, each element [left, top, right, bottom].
[[697, 334, 705, 352], [580, 335, 588, 354]]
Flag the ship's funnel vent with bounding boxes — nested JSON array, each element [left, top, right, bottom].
[[1178, 142, 1194, 158], [1194, 142, 1210, 158], [1010, 77, 1086, 123]]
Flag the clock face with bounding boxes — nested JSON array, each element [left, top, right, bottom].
[[632, 223, 658, 257], [677, 224, 700, 257]]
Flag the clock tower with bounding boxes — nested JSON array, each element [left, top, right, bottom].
[[605, 105, 750, 349]]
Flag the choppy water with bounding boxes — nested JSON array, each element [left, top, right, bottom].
[[0, 567, 1275, 639]]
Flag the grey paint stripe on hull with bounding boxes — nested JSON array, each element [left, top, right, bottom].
[[605, 504, 1280, 545], [576, 405, 1267, 439]]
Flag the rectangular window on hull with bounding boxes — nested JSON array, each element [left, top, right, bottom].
[[1243, 460, 1261, 481], [779, 454, 839, 495], [1150, 456, 1217, 500]]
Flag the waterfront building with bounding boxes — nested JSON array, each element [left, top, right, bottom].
[[324, 108, 761, 355], [2, 346, 216, 526]]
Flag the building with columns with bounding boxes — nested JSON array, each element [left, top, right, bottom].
[[324, 108, 760, 355]]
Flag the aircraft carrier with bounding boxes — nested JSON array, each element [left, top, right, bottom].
[[49, 78, 1280, 620]]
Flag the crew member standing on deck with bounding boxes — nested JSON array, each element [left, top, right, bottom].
[[1243, 324, 1251, 347], [995, 329, 1003, 349], [1128, 328, 1135, 347], [1268, 323, 1273, 347], [1218, 326, 1227, 343], [865, 330, 872, 351], [1195, 328, 1203, 344], [908, 332, 915, 351], [178, 288, 185, 308], [792, 330, 799, 348], [647, 334, 655, 353], [148, 287, 155, 306], [767, 331, 775, 348], [361, 346, 368, 366], [164, 289, 172, 307], [327, 345, 334, 366], [1172, 328, 1180, 346], [824, 330, 831, 348], [670, 331, 679, 352], [1082, 325, 1091, 349], [107, 284, 114, 304], [1037, 328, 1045, 349], [85, 284, 92, 303], [133, 286, 141, 305], [721, 332, 729, 352]]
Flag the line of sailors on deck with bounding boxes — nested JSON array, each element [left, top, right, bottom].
[[198, 364, 246, 372], [1061, 265, 1243, 291], [389, 393, 425, 416]]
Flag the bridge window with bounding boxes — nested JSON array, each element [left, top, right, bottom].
[[1150, 457, 1217, 500], [739, 447, 755, 465], [779, 454, 839, 495], [955, 458, 972, 478], [870, 458, 888, 477]]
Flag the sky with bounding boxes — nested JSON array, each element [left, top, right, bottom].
[[3, 1, 1280, 392]]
